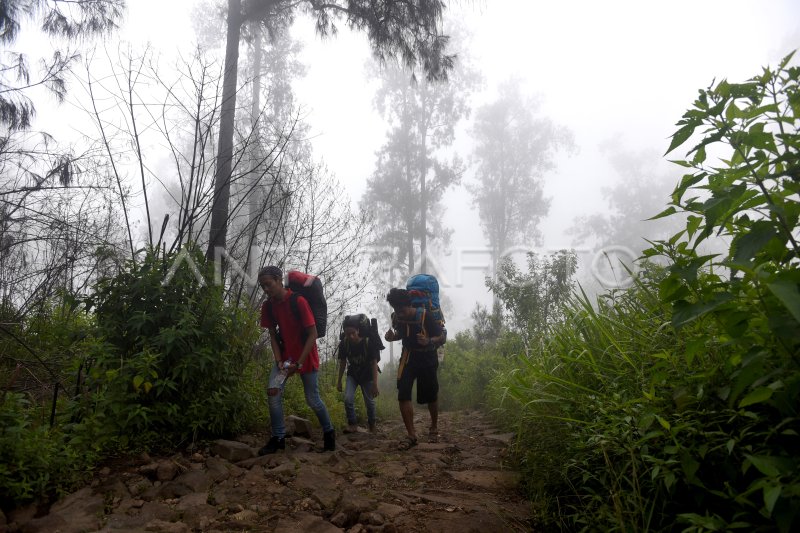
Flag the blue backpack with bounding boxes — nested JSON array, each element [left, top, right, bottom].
[[406, 274, 446, 345]]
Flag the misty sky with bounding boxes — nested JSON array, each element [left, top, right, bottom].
[[26, 0, 800, 332]]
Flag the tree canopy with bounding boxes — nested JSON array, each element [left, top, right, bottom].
[[207, 0, 454, 260], [0, 0, 124, 130]]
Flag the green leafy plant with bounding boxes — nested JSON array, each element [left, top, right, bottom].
[[0, 393, 96, 507], [80, 246, 261, 447], [645, 50, 800, 531], [488, 249, 578, 345], [487, 51, 800, 532]]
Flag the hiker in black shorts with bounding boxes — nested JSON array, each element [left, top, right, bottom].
[[384, 288, 444, 450]]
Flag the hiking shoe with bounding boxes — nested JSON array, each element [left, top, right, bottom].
[[323, 429, 336, 451], [258, 436, 285, 455], [398, 435, 418, 451]]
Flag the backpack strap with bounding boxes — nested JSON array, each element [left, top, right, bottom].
[[400, 307, 426, 338]]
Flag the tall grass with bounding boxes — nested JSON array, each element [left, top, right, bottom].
[[488, 267, 799, 531]]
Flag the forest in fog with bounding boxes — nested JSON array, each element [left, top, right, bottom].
[[1, 1, 799, 531]]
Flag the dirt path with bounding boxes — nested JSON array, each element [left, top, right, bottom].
[[6, 410, 533, 532]]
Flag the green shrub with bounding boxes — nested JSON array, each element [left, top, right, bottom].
[[0, 393, 96, 507], [438, 331, 514, 411], [80, 246, 260, 447], [488, 52, 800, 532]]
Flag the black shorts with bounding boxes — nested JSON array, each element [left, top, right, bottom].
[[397, 361, 439, 404]]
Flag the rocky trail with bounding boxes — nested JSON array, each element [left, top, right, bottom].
[[5, 410, 533, 532]]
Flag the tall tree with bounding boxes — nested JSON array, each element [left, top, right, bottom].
[[469, 79, 574, 272], [487, 249, 577, 347], [0, 1, 126, 313], [362, 24, 477, 274], [0, 0, 124, 130], [207, 0, 454, 262], [568, 143, 686, 254]]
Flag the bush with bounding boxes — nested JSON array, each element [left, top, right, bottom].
[[488, 52, 800, 531], [80, 246, 261, 448], [438, 331, 516, 411], [0, 393, 96, 508]]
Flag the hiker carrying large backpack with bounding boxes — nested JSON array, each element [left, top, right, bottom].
[[384, 287, 446, 450], [258, 266, 334, 454], [336, 313, 385, 433]]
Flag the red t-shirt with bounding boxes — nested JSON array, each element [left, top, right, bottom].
[[260, 289, 319, 373]]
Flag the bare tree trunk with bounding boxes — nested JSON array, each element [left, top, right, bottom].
[[207, 0, 242, 262], [418, 92, 430, 274], [420, 162, 427, 274], [244, 22, 264, 307]]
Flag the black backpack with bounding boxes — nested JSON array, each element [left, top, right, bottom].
[[340, 313, 385, 363]]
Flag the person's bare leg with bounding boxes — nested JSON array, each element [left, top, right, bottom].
[[399, 400, 416, 440], [428, 400, 438, 434]]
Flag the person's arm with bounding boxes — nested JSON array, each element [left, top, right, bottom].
[[336, 350, 346, 392], [370, 358, 379, 397], [417, 312, 444, 347], [268, 326, 282, 365], [384, 312, 399, 342], [291, 325, 317, 374], [261, 302, 282, 365]]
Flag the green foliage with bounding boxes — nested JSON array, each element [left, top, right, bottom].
[[470, 303, 503, 347], [0, 299, 110, 508], [0, 393, 96, 507], [437, 331, 514, 411], [80, 246, 261, 447], [643, 51, 800, 530], [487, 52, 800, 531], [488, 249, 578, 343]]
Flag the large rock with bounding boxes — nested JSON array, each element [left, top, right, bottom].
[[95, 475, 131, 500], [143, 518, 190, 532], [157, 460, 180, 481], [265, 461, 296, 483], [288, 436, 315, 453], [294, 465, 339, 492], [422, 509, 516, 533], [376, 502, 405, 520], [21, 488, 104, 533], [175, 492, 209, 510], [173, 469, 213, 492], [446, 469, 520, 490], [287, 415, 314, 438], [275, 512, 343, 533], [204, 456, 231, 482], [211, 439, 254, 462], [310, 487, 340, 511], [154, 480, 193, 499], [125, 475, 153, 497], [175, 493, 218, 530], [334, 494, 376, 528]]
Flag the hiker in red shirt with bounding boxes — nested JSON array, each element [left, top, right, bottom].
[[258, 266, 335, 454]]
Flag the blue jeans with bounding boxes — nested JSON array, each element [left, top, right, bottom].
[[344, 375, 376, 426], [267, 363, 333, 438]]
